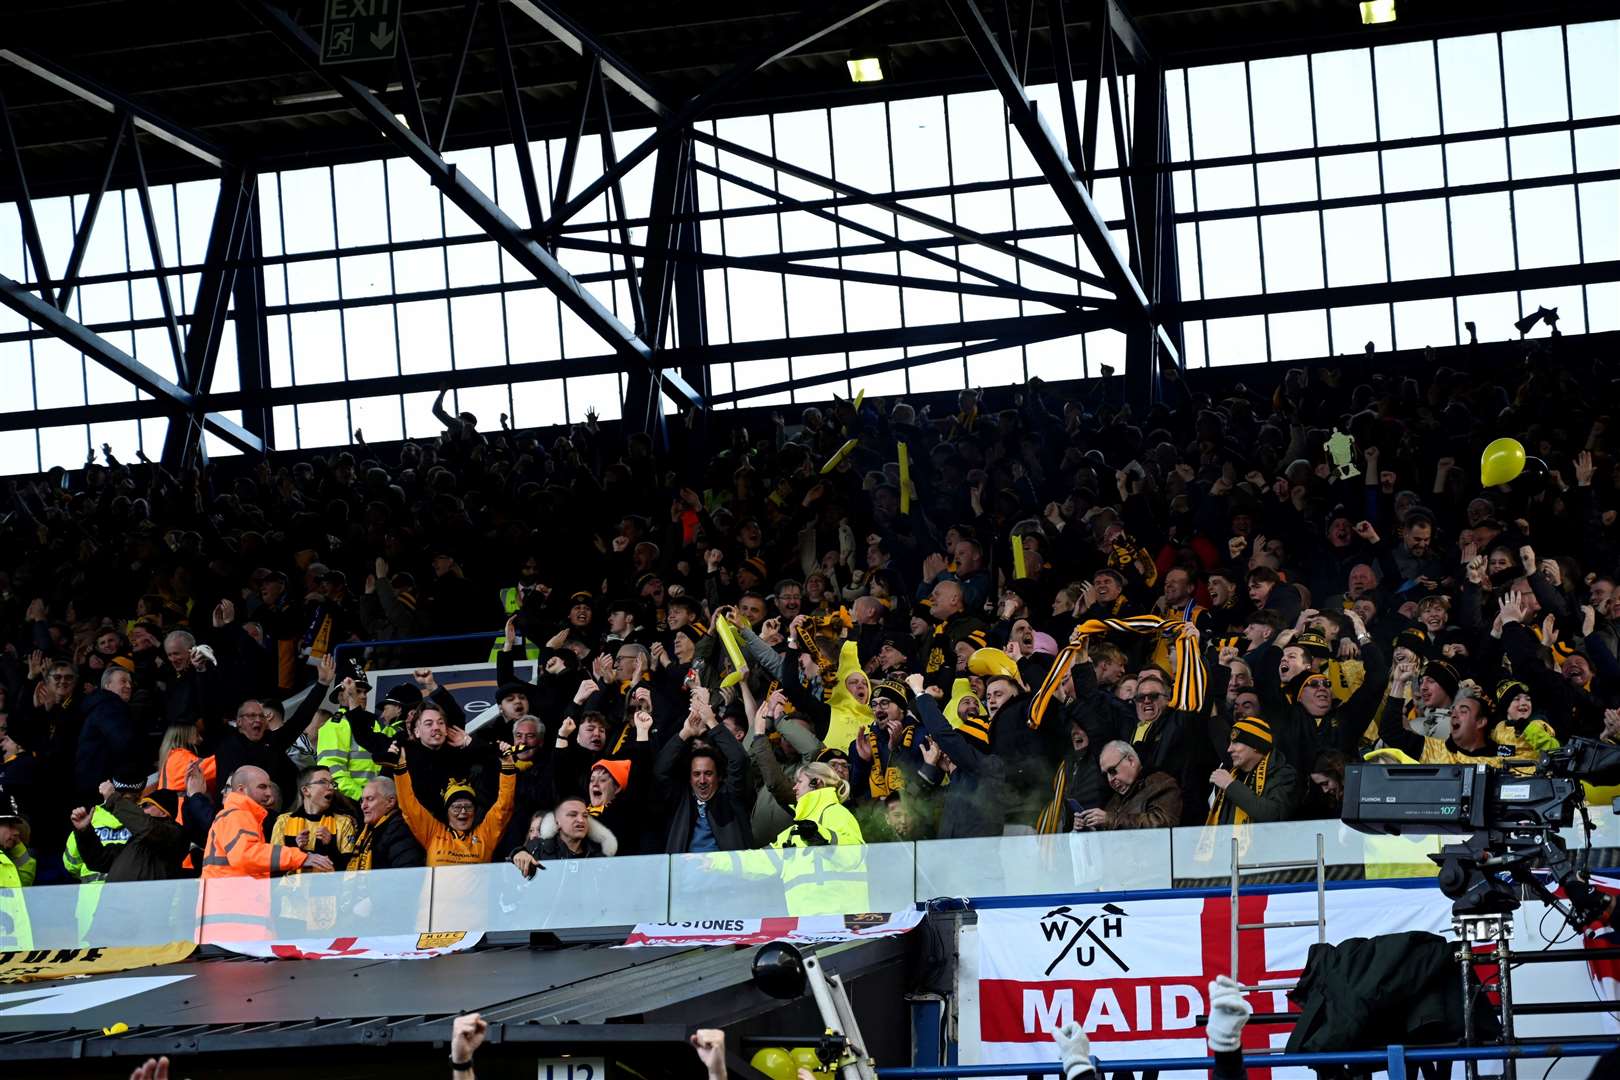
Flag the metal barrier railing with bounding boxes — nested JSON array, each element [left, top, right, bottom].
[[330, 629, 506, 662], [877, 1039, 1619, 1077]]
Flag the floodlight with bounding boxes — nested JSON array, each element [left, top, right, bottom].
[[846, 57, 884, 83], [1359, 0, 1397, 25]]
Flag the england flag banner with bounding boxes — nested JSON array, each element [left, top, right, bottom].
[[975, 886, 1454, 1074]]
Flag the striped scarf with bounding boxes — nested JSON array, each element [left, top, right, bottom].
[[1067, 615, 1207, 713], [1196, 752, 1271, 859]]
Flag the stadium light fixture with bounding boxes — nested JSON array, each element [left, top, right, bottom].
[[846, 56, 884, 83], [1359, 0, 1396, 25]]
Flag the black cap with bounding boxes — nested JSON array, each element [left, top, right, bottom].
[[319, 569, 348, 586], [497, 682, 530, 704]]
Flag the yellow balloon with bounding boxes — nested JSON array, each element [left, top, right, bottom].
[[752, 1048, 798, 1080], [790, 1047, 835, 1079], [1480, 437, 1526, 487]]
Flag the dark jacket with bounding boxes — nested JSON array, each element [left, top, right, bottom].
[[74, 689, 140, 804], [912, 693, 1006, 839], [1287, 931, 1497, 1054], [654, 724, 753, 854], [348, 809, 426, 871], [75, 799, 188, 882]]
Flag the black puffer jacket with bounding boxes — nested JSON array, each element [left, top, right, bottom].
[[347, 809, 426, 871], [74, 799, 188, 882]]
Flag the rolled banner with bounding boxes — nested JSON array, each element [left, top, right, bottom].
[[714, 613, 749, 688], [1011, 532, 1028, 580], [820, 437, 859, 474], [897, 442, 911, 514]]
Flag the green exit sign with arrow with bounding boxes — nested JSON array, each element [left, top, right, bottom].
[[321, 0, 402, 65]]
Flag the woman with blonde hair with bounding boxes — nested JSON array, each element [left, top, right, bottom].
[[769, 760, 867, 915], [157, 722, 216, 795]]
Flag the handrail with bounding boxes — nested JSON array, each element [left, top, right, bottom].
[[875, 1040, 1619, 1077]]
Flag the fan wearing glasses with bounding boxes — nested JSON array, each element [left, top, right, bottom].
[[1124, 661, 1231, 827], [1072, 740, 1182, 831]]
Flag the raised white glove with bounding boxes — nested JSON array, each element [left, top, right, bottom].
[[1053, 1021, 1093, 1079], [1206, 974, 1252, 1053]]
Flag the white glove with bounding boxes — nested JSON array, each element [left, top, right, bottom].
[[1206, 974, 1252, 1053], [1053, 1021, 1093, 1079]]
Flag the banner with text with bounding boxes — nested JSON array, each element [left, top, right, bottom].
[[217, 931, 481, 961], [621, 911, 924, 947]]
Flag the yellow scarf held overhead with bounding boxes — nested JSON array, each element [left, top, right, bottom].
[[1011, 534, 1028, 580], [1071, 615, 1207, 712], [821, 438, 859, 474], [714, 616, 749, 688]]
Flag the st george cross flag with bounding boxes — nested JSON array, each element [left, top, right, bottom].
[[976, 887, 1452, 1075]]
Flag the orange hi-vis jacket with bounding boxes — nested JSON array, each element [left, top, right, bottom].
[[395, 764, 517, 868], [198, 791, 311, 942]]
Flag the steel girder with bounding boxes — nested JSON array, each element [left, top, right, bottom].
[[242, 0, 705, 413]]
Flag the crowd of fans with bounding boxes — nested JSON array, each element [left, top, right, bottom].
[[1, 351, 1617, 918]]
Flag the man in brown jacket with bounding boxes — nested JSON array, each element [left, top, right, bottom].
[[1072, 740, 1182, 830]]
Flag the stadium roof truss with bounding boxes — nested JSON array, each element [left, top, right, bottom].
[[0, 1, 1612, 466]]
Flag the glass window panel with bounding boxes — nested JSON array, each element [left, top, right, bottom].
[[1084, 329, 1125, 374], [1386, 199, 1451, 281], [1250, 56, 1313, 154], [728, 360, 790, 407], [1176, 222, 1202, 301], [1514, 185, 1579, 268], [132, 325, 178, 383], [841, 349, 905, 396], [1455, 290, 1519, 342], [175, 180, 218, 269], [449, 294, 507, 368], [266, 315, 292, 388], [1439, 34, 1504, 134], [397, 300, 453, 374], [350, 394, 404, 444], [1323, 205, 1387, 286], [1312, 49, 1377, 147], [1446, 139, 1508, 185], [723, 213, 781, 259], [1382, 147, 1444, 193], [297, 400, 349, 448], [333, 160, 390, 248], [1267, 310, 1329, 361], [890, 97, 949, 191], [1012, 183, 1067, 230], [393, 247, 446, 294], [290, 310, 344, 384], [787, 354, 848, 403], [1502, 27, 1570, 127], [1025, 334, 1084, 382], [86, 340, 138, 404], [1588, 282, 1620, 332], [387, 158, 444, 242], [1173, 168, 1194, 208], [1257, 159, 1317, 205], [1197, 218, 1262, 298], [1374, 42, 1440, 140], [200, 412, 246, 459], [1517, 284, 1586, 334], [33, 339, 85, 408], [1581, 180, 1620, 262], [1205, 315, 1266, 366], [0, 429, 40, 475], [1319, 152, 1381, 199], [1451, 192, 1515, 273], [340, 252, 392, 298], [0, 342, 36, 412], [1166, 70, 1191, 162], [1188, 63, 1252, 159], [1329, 303, 1392, 354], [725, 270, 788, 341], [1568, 20, 1620, 120], [278, 168, 336, 253], [447, 240, 502, 287], [38, 424, 89, 471], [956, 248, 1018, 322], [842, 278, 903, 332], [898, 351, 960, 393], [210, 331, 239, 394], [84, 417, 136, 466], [272, 404, 298, 448], [78, 281, 130, 327], [286, 258, 339, 305], [505, 289, 563, 365], [1260, 212, 1325, 292], [1393, 298, 1458, 350], [1194, 166, 1256, 212], [257, 175, 283, 258], [966, 346, 1025, 388], [343, 306, 399, 381], [511, 380, 568, 428], [830, 101, 894, 191], [452, 386, 509, 431], [954, 189, 1013, 233], [947, 92, 1009, 184], [79, 189, 127, 277], [787, 274, 848, 333], [1510, 132, 1574, 179], [1576, 126, 1620, 171]]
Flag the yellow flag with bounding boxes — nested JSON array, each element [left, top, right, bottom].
[[897, 442, 911, 514]]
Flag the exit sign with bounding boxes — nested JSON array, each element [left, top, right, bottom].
[[321, 0, 402, 65]]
